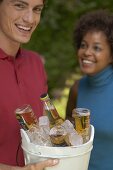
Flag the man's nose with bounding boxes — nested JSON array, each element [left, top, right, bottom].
[[23, 10, 34, 23]]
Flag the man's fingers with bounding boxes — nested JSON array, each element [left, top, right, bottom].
[[36, 159, 59, 169], [25, 159, 59, 170]]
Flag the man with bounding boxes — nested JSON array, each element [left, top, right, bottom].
[[0, 0, 59, 169]]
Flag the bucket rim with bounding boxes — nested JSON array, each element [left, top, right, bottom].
[[22, 145, 93, 158]]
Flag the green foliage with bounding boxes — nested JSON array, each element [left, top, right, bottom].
[[23, 0, 113, 96]]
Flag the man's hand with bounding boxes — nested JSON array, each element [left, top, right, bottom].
[[0, 159, 59, 170], [24, 159, 59, 170]]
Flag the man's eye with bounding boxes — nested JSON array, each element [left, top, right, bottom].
[[14, 3, 25, 9], [34, 7, 43, 14]]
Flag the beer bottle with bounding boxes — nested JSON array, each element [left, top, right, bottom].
[[40, 93, 64, 128], [72, 108, 90, 143], [15, 104, 38, 131]]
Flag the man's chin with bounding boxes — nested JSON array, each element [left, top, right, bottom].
[[20, 38, 31, 44]]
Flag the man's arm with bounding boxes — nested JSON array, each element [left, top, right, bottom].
[[0, 159, 59, 170]]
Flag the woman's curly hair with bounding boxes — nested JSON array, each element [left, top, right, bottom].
[[73, 10, 113, 54]]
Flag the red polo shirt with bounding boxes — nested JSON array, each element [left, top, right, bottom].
[[0, 48, 47, 166]]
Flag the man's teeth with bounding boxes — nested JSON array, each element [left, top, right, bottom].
[[82, 60, 93, 64], [17, 25, 31, 31]]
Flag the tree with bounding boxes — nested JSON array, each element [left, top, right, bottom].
[[23, 0, 113, 96]]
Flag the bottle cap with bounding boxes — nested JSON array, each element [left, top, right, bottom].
[[40, 93, 49, 100]]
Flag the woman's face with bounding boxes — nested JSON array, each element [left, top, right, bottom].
[[0, 0, 44, 46], [77, 31, 113, 76]]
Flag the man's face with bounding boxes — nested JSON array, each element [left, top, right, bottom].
[[0, 0, 44, 45]]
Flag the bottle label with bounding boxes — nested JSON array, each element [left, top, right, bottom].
[[72, 108, 90, 143], [15, 104, 38, 130], [45, 104, 59, 120]]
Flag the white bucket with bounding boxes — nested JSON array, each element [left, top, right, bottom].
[[21, 125, 94, 170]]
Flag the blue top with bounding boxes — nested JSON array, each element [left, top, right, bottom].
[[77, 65, 113, 170]]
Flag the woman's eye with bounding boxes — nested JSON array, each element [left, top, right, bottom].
[[80, 42, 86, 49], [93, 46, 102, 52]]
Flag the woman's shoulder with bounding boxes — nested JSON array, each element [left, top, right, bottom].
[[71, 80, 79, 93], [70, 75, 86, 96]]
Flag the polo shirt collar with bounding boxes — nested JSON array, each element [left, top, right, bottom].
[[0, 48, 22, 59]]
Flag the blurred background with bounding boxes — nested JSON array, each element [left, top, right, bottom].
[[23, 0, 113, 118]]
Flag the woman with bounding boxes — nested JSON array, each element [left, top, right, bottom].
[[66, 10, 113, 170]]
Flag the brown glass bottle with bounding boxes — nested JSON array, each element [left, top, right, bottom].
[[40, 93, 64, 128], [15, 104, 38, 131]]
